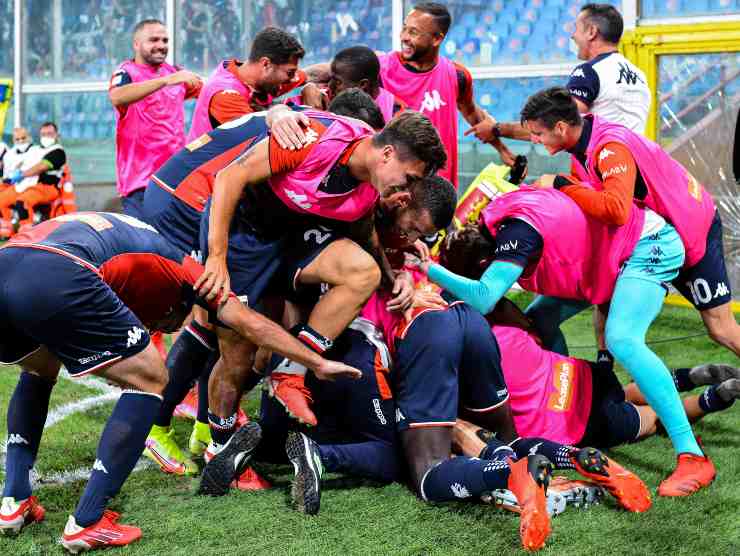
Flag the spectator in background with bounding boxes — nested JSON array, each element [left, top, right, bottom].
[[0, 128, 39, 238], [13, 122, 67, 233], [109, 18, 202, 220]]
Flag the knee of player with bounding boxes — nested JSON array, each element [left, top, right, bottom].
[[344, 253, 381, 293], [605, 329, 641, 362], [704, 314, 740, 347]]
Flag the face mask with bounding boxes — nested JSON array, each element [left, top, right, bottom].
[[13, 141, 31, 152], [40, 136, 56, 148]]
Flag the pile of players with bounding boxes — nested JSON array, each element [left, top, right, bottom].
[[1, 3, 739, 554]]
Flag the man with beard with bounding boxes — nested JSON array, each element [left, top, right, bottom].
[[377, 3, 517, 188], [186, 27, 307, 140], [109, 19, 202, 220]]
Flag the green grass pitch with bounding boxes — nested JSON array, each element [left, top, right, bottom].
[[1, 295, 739, 555]]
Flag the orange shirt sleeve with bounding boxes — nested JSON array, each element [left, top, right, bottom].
[[268, 119, 327, 175], [558, 142, 637, 226], [209, 91, 254, 127]]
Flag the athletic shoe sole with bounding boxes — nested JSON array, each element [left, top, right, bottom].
[[690, 364, 740, 386], [198, 422, 262, 497], [286, 431, 322, 515]]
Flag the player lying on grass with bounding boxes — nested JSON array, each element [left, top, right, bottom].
[[439, 228, 740, 450], [0, 212, 359, 554], [222, 288, 651, 552], [410, 182, 716, 498]]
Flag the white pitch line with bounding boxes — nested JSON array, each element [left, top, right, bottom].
[[1, 371, 156, 487]]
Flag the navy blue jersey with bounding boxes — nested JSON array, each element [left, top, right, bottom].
[[4, 212, 215, 327], [150, 112, 272, 214]]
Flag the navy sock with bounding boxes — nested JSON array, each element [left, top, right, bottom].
[[196, 352, 219, 424], [208, 411, 237, 446], [317, 441, 401, 483], [3, 372, 54, 499], [510, 437, 576, 470], [479, 437, 516, 462], [698, 385, 734, 413], [420, 457, 511, 502], [273, 324, 332, 375], [74, 391, 161, 527], [673, 368, 694, 392], [154, 323, 216, 427]]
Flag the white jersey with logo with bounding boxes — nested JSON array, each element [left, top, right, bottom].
[[567, 51, 651, 134]]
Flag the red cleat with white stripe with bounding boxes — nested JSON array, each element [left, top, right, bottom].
[[61, 510, 141, 554]]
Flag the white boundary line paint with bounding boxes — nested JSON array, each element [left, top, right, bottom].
[[1, 370, 154, 487]]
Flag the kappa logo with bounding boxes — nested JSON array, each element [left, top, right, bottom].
[[7, 434, 29, 445], [419, 90, 447, 113], [93, 459, 109, 474], [616, 62, 644, 86], [395, 408, 406, 422], [450, 483, 471, 499], [598, 148, 615, 162], [715, 282, 730, 298], [126, 327, 145, 348], [571, 68, 585, 78], [285, 189, 313, 210], [303, 128, 319, 145]]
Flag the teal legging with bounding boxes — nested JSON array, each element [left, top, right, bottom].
[[606, 276, 702, 456]]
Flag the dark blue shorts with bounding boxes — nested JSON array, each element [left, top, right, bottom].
[[579, 362, 640, 448], [120, 188, 147, 221], [673, 210, 732, 310], [392, 303, 510, 431], [256, 324, 397, 462], [0, 248, 150, 376], [142, 181, 203, 261], [200, 201, 335, 306]]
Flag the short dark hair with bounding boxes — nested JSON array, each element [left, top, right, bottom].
[[581, 3, 624, 44], [409, 175, 456, 230], [40, 121, 58, 132], [249, 27, 305, 65], [520, 87, 582, 129], [329, 89, 386, 130], [372, 111, 447, 176], [413, 2, 452, 35], [333, 46, 380, 88], [439, 223, 493, 280], [133, 19, 165, 35]]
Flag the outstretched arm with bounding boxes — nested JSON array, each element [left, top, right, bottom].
[[217, 297, 361, 380]]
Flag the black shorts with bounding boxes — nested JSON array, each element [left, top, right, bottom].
[[579, 362, 640, 449], [393, 303, 510, 431], [673, 210, 732, 311], [0, 248, 150, 376]]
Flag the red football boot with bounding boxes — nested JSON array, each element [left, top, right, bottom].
[[0, 496, 45, 535], [507, 455, 552, 552], [267, 373, 317, 426], [658, 453, 716, 497], [572, 447, 652, 512], [61, 510, 141, 553]]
